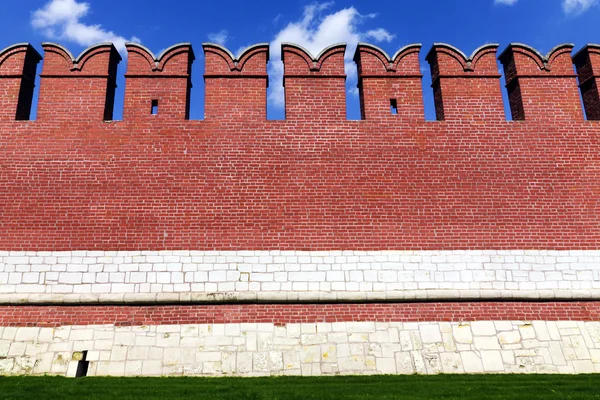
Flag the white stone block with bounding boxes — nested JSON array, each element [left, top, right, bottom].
[[130, 272, 146, 283], [519, 325, 537, 340], [452, 324, 473, 344], [391, 352, 412, 374], [5, 257, 29, 265], [461, 351, 484, 373], [572, 360, 595, 374], [251, 273, 273, 282], [288, 272, 325, 282], [7, 273, 22, 285], [21, 272, 40, 284], [377, 271, 397, 283], [111, 284, 135, 293], [481, 351, 504, 372], [419, 324, 442, 343], [7, 342, 26, 357], [375, 357, 397, 374], [0, 341, 10, 358], [139, 360, 162, 376], [492, 321, 512, 332], [14, 327, 39, 342], [208, 271, 226, 282], [474, 336, 501, 350], [498, 331, 521, 345], [439, 352, 463, 374], [471, 321, 496, 336], [156, 272, 171, 284]]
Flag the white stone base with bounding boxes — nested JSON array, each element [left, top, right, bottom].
[[2, 320, 600, 376], [1, 250, 599, 303]]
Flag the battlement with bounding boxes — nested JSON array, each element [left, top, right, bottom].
[[574, 44, 600, 120], [426, 44, 504, 121], [0, 43, 41, 120], [499, 44, 581, 121], [37, 43, 121, 121], [1, 40, 599, 123], [124, 43, 194, 120], [203, 43, 269, 120], [353, 43, 423, 120]]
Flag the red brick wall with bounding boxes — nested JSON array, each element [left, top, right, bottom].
[[1, 302, 598, 327], [0, 42, 598, 251]]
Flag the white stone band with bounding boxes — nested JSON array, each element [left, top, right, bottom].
[[2, 320, 599, 376], [3, 289, 600, 305], [1, 250, 599, 303]]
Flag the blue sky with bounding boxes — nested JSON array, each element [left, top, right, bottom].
[[0, 0, 598, 120]]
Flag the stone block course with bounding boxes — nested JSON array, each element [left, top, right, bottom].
[[0, 251, 598, 303], [2, 319, 590, 377]]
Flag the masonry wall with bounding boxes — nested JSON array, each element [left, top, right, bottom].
[[0, 40, 599, 377]]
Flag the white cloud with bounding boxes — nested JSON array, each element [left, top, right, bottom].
[[562, 0, 598, 14], [208, 30, 228, 46], [365, 28, 395, 43], [494, 0, 598, 14], [268, 3, 395, 108], [31, 0, 139, 52]]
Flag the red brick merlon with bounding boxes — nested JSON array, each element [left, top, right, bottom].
[[282, 43, 347, 120], [0, 43, 41, 121], [426, 43, 502, 121], [124, 43, 195, 121], [353, 43, 424, 121], [573, 44, 600, 121], [499, 43, 580, 121], [38, 42, 121, 122], [203, 43, 269, 120]]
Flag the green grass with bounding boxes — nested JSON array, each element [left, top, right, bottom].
[[1, 375, 599, 400]]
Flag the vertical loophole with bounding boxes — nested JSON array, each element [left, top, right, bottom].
[[390, 98, 398, 115], [151, 99, 159, 115], [75, 351, 89, 378], [506, 80, 525, 121]]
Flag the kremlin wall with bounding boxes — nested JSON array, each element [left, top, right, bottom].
[[0, 40, 599, 376]]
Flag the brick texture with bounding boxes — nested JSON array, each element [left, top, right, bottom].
[[0, 41, 598, 251], [0, 302, 598, 327]]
